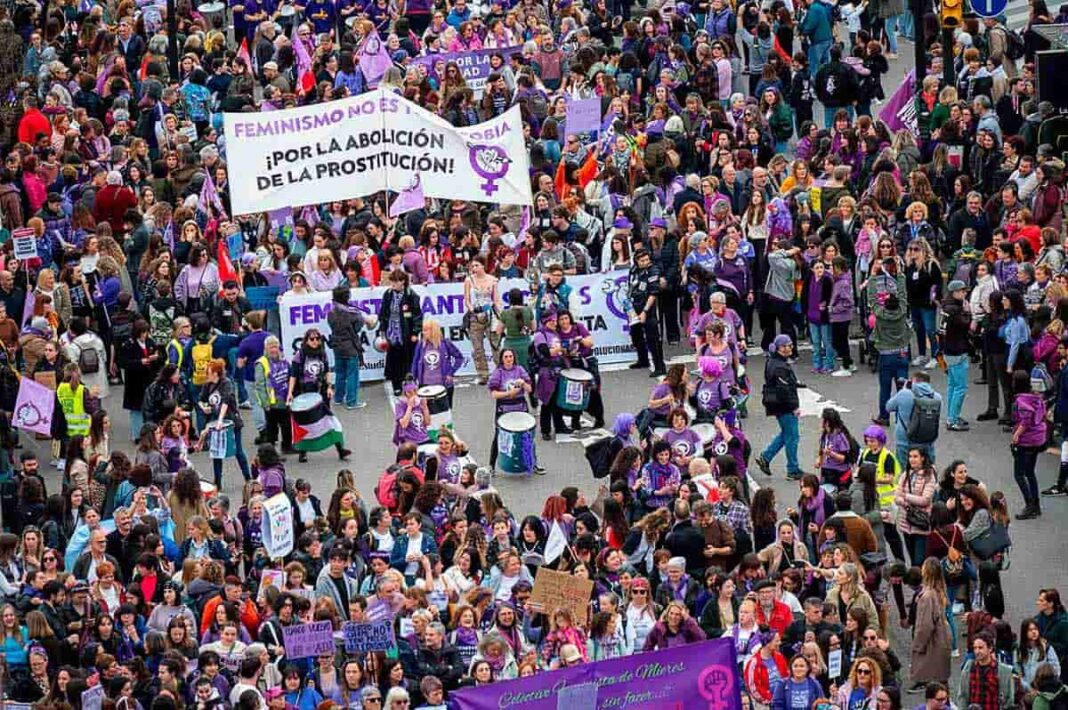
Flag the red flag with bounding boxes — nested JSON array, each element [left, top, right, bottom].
[[217, 238, 238, 293], [554, 159, 567, 202], [237, 37, 252, 70], [576, 148, 599, 191]]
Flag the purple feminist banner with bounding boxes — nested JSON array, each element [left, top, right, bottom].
[[879, 68, 916, 133], [13, 376, 55, 436], [282, 621, 335, 659], [409, 46, 522, 97], [452, 638, 742, 710], [567, 97, 602, 135]]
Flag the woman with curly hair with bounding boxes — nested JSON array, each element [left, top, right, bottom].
[[167, 468, 208, 545]]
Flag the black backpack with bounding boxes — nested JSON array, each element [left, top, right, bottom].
[[76, 342, 100, 375], [906, 392, 942, 444]]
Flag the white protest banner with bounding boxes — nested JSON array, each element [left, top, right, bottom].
[[261, 493, 294, 559], [82, 685, 105, 710], [343, 619, 396, 653], [12, 228, 37, 261], [827, 648, 843, 679], [278, 272, 639, 381], [224, 88, 532, 215], [282, 620, 335, 659]]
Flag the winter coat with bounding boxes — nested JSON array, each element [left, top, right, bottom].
[[894, 467, 937, 534], [825, 585, 881, 634], [830, 272, 855, 323], [745, 649, 790, 704], [763, 353, 799, 416], [940, 297, 971, 356], [911, 588, 952, 683], [326, 303, 365, 359]]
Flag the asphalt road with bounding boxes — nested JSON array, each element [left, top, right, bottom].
[[23, 37, 1066, 690]]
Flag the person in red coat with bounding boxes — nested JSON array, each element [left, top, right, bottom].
[[744, 629, 790, 707], [17, 97, 51, 145], [754, 579, 794, 636], [92, 171, 138, 233]]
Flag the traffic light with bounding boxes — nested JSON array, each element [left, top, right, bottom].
[[940, 0, 962, 28]]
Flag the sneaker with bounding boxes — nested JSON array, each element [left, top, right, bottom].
[[951, 602, 965, 615], [849, 363, 858, 372], [786, 471, 804, 481], [910, 356, 928, 367], [755, 455, 772, 476], [533, 465, 547, 476], [951, 648, 960, 658], [238, 400, 252, 410], [49, 458, 61, 469], [346, 401, 368, 410], [947, 421, 970, 431], [747, 346, 764, 357], [924, 358, 940, 370], [976, 411, 999, 421], [298, 452, 308, 463], [906, 683, 926, 694], [831, 368, 853, 377], [1042, 484, 1068, 496], [871, 417, 890, 426]]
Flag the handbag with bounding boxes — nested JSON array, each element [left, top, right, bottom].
[[904, 472, 932, 531], [970, 522, 1012, 560]]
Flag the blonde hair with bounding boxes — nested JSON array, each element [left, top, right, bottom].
[[422, 318, 444, 347]]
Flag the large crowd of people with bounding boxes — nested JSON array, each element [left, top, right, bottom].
[[1, 0, 1068, 707]]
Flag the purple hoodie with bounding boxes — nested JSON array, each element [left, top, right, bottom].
[[1013, 392, 1048, 447], [402, 249, 430, 284], [829, 271, 854, 323]]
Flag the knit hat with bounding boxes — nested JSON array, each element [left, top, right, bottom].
[[771, 334, 793, 352]]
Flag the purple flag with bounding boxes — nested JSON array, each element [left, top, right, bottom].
[[358, 33, 393, 86], [451, 638, 743, 710], [13, 376, 55, 436], [292, 25, 314, 79], [21, 289, 34, 329], [389, 177, 424, 218], [268, 207, 293, 228], [879, 68, 916, 133], [517, 205, 531, 240], [299, 205, 321, 228], [199, 171, 226, 216]]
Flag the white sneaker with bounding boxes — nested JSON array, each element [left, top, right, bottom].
[[746, 347, 764, 357], [832, 368, 853, 377], [924, 358, 940, 370], [911, 356, 928, 367], [951, 648, 960, 658]]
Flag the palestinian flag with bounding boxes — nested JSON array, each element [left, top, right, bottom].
[[291, 407, 344, 452]]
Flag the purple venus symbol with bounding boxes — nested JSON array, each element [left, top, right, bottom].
[[697, 665, 735, 710], [468, 144, 511, 196]]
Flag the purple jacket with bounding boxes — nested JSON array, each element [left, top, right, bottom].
[[830, 271, 854, 323], [401, 249, 430, 284], [411, 339, 464, 386], [1013, 392, 1048, 448], [642, 617, 706, 651]]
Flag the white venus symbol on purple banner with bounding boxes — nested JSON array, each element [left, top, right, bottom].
[[468, 144, 511, 196]]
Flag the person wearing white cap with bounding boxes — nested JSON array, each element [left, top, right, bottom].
[[755, 334, 803, 480]]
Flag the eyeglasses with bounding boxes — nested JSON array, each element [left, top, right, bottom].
[[306, 336, 320, 342], [856, 668, 872, 675], [632, 589, 647, 595]]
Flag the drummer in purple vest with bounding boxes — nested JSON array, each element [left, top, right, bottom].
[[393, 378, 432, 447], [556, 310, 605, 431], [252, 335, 293, 454], [487, 348, 544, 475], [411, 318, 464, 407], [531, 309, 572, 441], [286, 327, 352, 464]]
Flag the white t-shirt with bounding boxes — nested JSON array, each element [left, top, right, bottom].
[[229, 682, 265, 710]]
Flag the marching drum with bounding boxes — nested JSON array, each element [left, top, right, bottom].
[[291, 392, 345, 452], [497, 412, 537, 474], [417, 385, 452, 440], [556, 368, 593, 412]]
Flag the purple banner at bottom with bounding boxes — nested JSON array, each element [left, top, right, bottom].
[[451, 638, 742, 710]]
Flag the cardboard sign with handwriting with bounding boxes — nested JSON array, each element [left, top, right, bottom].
[[531, 567, 593, 625]]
